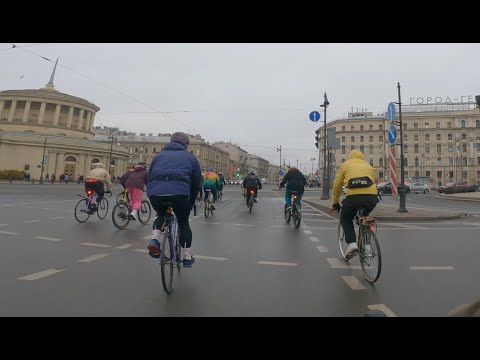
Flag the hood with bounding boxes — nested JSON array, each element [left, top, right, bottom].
[[134, 164, 146, 172], [92, 163, 105, 169], [348, 150, 364, 160], [164, 141, 187, 151]]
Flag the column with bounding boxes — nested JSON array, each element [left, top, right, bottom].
[[53, 104, 61, 126], [85, 112, 91, 131], [38, 102, 47, 124], [7, 100, 17, 122], [22, 101, 31, 123], [89, 113, 95, 131], [84, 154, 92, 176], [47, 150, 56, 177], [78, 154, 86, 178], [57, 152, 66, 175], [0, 100, 4, 120], [77, 109, 84, 129], [67, 107, 74, 128]]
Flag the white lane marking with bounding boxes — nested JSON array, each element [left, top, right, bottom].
[[367, 304, 397, 317], [303, 202, 334, 218], [2, 204, 13, 206], [50, 201, 64, 203], [133, 249, 148, 253], [24, 206, 34, 209], [141, 235, 152, 240], [41, 208, 53, 210], [24, 220, 40, 223], [341, 276, 367, 290], [116, 243, 136, 249], [326, 258, 361, 269], [0, 230, 20, 235], [192, 216, 199, 219], [383, 223, 427, 229], [201, 222, 220, 225], [22, 203, 30, 205], [316, 245, 328, 253], [38, 202, 49, 204], [34, 236, 62, 242], [195, 255, 228, 261], [271, 225, 289, 228], [409, 266, 455, 270], [78, 253, 110, 263], [258, 261, 298, 267], [0, 224, 8, 227], [309, 236, 320, 242], [301, 227, 338, 230], [232, 224, 254, 227], [303, 230, 312, 235], [81, 242, 112, 248], [302, 213, 329, 217], [18, 268, 64, 280], [50, 216, 65, 219]]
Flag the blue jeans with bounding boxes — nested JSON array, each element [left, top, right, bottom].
[[203, 184, 217, 201], [285, 190, 302, 210]]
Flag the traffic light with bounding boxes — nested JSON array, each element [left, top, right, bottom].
[[315, 129, 319, 149], [236, 172, 240, 177]]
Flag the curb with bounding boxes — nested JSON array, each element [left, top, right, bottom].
[[434, 195, 480, 203], [302, 200, 462, 222]]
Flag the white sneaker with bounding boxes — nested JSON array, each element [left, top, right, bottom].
[[344, 242, 359, 260], [131, 210, 139, 221]]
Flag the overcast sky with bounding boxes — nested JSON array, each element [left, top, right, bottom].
[[1, 43, 479, 172]]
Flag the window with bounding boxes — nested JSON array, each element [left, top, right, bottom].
[[379, 158, 384, 167], [448, 144, 453, 152], [414, 157, 419, 166], [360, 145, 365, 153], [449, 171, 454, 178], [437, 171, 442, 179], [379, 171, 383, 179], [351, 125, 354, 131], [404, 144, 408, 153], [135, 147, 139, 153], [449, 158, 454, 166], [462, 143, 467, 152], [415, 171, 419, 177], [425, 144, 430, 153], [153, 147, 157, 153], [462, 171, 468, 179], [144, 147, 148, 154], [404, 158, 408, 166], [437, 157, 442, 166], [403, 123, 408, 129], [369, 145, 373, 153], [404, 134, 408, 141], [476, 157, 480, 166], [447, 122, 452, 128], [425, 122, 429, 128], [379, 125, 383, 131], [477, 143, 480, 151], [476, 120, 480, 128], [369, 136, 373, 142], [360, 125, 364, 131], [342, 126, 346, 131], [414, 134, 418, 141], [414, 144, 419, 153], [435, 134, 441, 141], [462, 133, 467, 140], [404, 171, 408, 178], [379, 135, 383, 141], [437, 144, 441, 154], [462, 157, 467, 166], [461, 120, 466, 128], [436, 122, 440, 129], [342, 158, 345, 163], [369, 125, 373, 131], [351, 136, 355, 142], [369, 158, 373, 166], [414, 123, 418, 129], [351, 145, 355, 151], [448, 133, 452, 140], [342, 146, 346, 154], [477, 170, 480, 179], [360, 136, 364, 142], [342, 136, 345, 142], [425, 134, 430, 141]]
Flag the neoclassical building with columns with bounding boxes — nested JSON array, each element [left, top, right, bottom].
[[0, 63, 130, 180]]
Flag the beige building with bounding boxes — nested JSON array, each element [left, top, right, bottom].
[[247, 156, 269, 180], [316, 102, 480, 186], [267, 163, 280, 183], [95, 132, 229, 175], [213, 142, 250, 178], [0, 65, 130, 180]]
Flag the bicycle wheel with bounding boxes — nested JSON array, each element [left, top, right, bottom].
[[111, 202, 130, 230], [116, 192, 124, 204], [217, 191, 222, 202], [249, 197, 253, 213], [97, 198, 109, 219], [138, 200, 152, 224], [338, 222, 349, 261], [74, 199, 90, 223], [204, 199, 210, 218], [172, 222, 181, 271], [160, 232, 174, 294], [293, 205, 301, 228], [285, 206, 291, 223], [359, 227, 382, 283], [193, 204, 197, 216]]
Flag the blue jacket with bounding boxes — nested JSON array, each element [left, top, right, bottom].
[[147, 141, 202, 200]]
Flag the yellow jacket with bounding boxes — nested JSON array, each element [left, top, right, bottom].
[[332, 150, 377, 204]]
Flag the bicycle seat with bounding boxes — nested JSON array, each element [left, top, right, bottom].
[[358, 216, 376, 225]]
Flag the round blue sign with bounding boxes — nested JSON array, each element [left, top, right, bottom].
[[388, 124, 397, 144], [309, 111, 321, 122], [387, 102, 396, 122], [278, 170, 284, 176]]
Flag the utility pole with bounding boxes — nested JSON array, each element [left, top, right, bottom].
[[396, 82, 408, 213], [320, 92, 330, 200], [276, 146, 282, 181], [40, 137, 47, 184]]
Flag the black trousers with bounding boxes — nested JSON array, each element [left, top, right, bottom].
[[85, 181, 105, 205], [149, 195, 192, 248], [340, 194, 379, 244]]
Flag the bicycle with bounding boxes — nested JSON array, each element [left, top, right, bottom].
[[156, 205, 181, 294], [284, 191, 301, 228], [217, 188, 223, 202], [74, 189, 111, 223], [193, 195, 203, 216], [337, 208, 382, 283], [204, 189, 215, 218], [111, 189, 152, 229], [246, 187, 255, 213]]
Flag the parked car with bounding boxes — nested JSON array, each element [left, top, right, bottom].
[[409, 182, 431, 194], [438, 182, 471, 194], [376, 182, 411, 196], [469, 182, 480, 192]]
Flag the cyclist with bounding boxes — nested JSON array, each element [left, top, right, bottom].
[[279, 167, 307, 213], [217, 171, 226, 196], [242, 171, 262, 206], [146, 132, 202, 268], [330, 150, 379, 260], [203, 167, 220, 210], [84, 163, 112, 214], [125, 163, 149, 221]]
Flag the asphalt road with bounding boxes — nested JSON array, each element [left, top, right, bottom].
[[0, 183, 479, 316]]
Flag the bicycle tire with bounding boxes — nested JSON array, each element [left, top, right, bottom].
[[285, 207, 291, 223], [173, 222, 181, 271], [359, 227, 382, 283], [293, 205, 301, 228], [193, 204, 197, 216], [97, 198, 109, 219], [204, 199, 209, 218], [161, 232, 174, 294], [338, 222, 349, 260], [249, 197, 253, 213], [74, 198, 90, 223], [111, 202, 130, 230], [138, 200, 152, 224]]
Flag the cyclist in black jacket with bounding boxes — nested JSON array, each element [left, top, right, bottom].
[[242, 171, 262, 206], [279, 167, 307, 212]]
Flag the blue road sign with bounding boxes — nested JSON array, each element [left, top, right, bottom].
[[309, 111, 321, 122], [388, 124, 397, 144], [387, 102, 396, 122], [278, 170, 284, 176]]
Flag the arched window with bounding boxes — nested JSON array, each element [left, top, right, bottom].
[[476, 120, 480, 128], [461, 120, 466, 128], [65, 156, 77, 162], [91, 158, 100, 165]]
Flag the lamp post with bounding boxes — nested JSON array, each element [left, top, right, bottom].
[[396, 82, 408, 213], [107, 133, 118, 176], [310, 157, 315, 180], [320, 92, 330, 200], [276, 146, 282, 182], [39, 137, 47, 184]]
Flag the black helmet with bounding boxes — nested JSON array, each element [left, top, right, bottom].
[[249, 171, 255, 175]]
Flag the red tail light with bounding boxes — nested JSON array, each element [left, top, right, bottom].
[[166, 208, 172, 214], [293, 195, 297, 199], [86, 189, 94, 196], [250, 190, 254, 194], [370, 226, 376, 230]]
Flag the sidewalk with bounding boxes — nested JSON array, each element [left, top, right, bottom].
[[435, 191, 480, 202], [302, 196, 462, 221]]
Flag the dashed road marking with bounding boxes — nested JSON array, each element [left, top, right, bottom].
[[116, 243, 136, 249], [78, 254, 110, 263], [367, 304, 397, 317], [258, 261, 298, 267], [232, 224, 254, 227], [81, 242, 112, 248], [0, 224, 8, 227], [50, 216, 65, 219], [0, 230, 20, 235], [133, 249, 148, 253], [18, 268, 64, 280], [141, 235, 152, 240], [34, 236, 62, 242], [316, 245, 328, 253], [309, 236, 320, 242], [383, 223, 427, 229], [341, 276, 367, 290], [303, 230, 312, 235], [271, 225, 289, 228], [195, 255, 229, 261], [201, 222, 220, 225], [24, 220, 40, 223], [326, 258, 361, 269], [409, 266, 455, 271]]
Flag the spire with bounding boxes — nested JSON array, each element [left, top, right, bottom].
[[44, 58, 59, 91]]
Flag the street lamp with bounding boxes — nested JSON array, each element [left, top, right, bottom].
[[39, 137, 47, 184], [396, 82, 408, 213], [107, 133, 118, 176], [276, 146, 282, 181], [320, 92, 329, 200], [310, 157, 316, 179]]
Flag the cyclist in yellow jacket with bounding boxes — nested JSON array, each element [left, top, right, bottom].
[[331, 150, 379, 260]]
